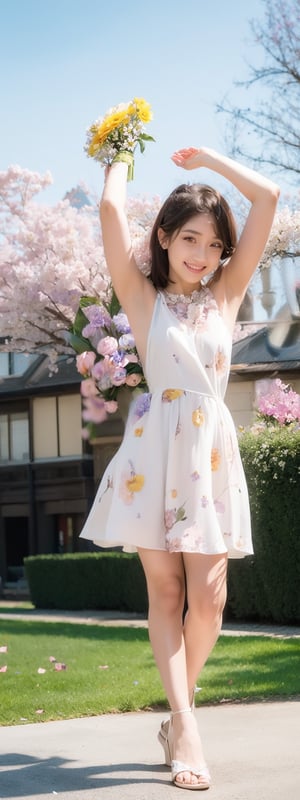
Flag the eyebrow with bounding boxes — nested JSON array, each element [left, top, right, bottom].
[[182, 227, 221, 239]]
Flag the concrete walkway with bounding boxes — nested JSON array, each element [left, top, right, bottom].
[[1, 702, 300, 799], [1, 605, 300, 638]]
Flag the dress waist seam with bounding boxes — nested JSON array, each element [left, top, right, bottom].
[[151, 387, 223, 402]]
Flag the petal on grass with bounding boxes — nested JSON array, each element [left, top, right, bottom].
[[98, 665, 109, 669], [49, 656, 56, 662], [0, 646, 8, 653], [0, 665, 7, 672], [36, 709, 44, 715], [37, 668, 46, 674], [54, 662, 67, 671]]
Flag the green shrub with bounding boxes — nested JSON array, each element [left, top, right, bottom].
[[24, 552, 148, 613], [227, 428, 300, 623]]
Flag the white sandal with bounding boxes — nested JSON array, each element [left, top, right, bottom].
[[170, 709, 211, 791], [158, 687, 201, 766]]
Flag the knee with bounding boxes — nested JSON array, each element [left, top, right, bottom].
[[148, 574, 185, 616], [188, 581, 227, 624]]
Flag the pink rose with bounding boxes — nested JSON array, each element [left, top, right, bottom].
[[80, 378, 98, 397], [126, 373, 142, 387], [97, 336, 118, 356], [76, 350, 96, 376], [104, 400, 118, 414]]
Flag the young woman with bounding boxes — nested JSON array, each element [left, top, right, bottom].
[[80, 146, 279, 789]]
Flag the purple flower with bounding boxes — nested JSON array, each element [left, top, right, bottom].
[[82, 304, 112, 337], [132, 392, 152, 420], [113, 311, 131, 333]]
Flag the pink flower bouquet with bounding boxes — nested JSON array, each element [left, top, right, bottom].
[[69, 290, 148, 438]]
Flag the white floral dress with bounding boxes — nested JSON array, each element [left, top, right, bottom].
[[80, 288, 253, 558]]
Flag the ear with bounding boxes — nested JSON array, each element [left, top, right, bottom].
[[157, 227, 169, 249]]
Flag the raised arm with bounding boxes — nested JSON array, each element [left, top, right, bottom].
[[171, 147, 280, 309], [100, 161, 148, 309], [99, 160, 156, 363]]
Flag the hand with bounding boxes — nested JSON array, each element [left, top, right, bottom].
[[171, 147, 203, 170]]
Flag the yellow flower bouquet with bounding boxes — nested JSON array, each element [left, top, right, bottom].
[[84, 97, 154, 180]]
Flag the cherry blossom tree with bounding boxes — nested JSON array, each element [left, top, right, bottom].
[[0, 165, 160, 368]]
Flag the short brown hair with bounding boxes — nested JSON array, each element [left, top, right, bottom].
[[149, 183, 237, 289]]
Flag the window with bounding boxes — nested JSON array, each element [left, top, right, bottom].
[[0, 352, 37, 378], [0, 411, 29, 462]]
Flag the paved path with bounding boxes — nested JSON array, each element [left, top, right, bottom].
[[1, 606, 300, 638], [1, 702, 300, 799]]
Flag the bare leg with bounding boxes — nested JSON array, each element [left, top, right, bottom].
[[138, 548, 189, 709], [183, 552, 228, 699], [138, 548, 227, 786]]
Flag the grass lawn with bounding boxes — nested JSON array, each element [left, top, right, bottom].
[[0, 618, 299, 726]]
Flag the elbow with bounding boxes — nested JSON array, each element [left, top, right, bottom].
[[99, 196, 119, 223], [270, 183, 280, 204]]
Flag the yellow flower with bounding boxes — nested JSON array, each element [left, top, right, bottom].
[[192, 407, 205, 427], [162, 389, 183, 402], [126, 474, 145, 493], [87, 98, 152, 155], [134, 427, 143, 437], [211, 448, 221, 471], [131, 97, 152, 123]]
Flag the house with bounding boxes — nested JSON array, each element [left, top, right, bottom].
[[0, 351, 124, 592]]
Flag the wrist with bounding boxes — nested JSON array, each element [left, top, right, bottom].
[[112, 151, 134, 181]]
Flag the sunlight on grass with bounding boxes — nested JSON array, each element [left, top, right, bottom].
[[0, 620, 299, 726]]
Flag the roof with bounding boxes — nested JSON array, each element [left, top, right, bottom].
[[0, 355, 81, 399], [231, 324, 300, 376]]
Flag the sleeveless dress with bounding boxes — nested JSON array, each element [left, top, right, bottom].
[[80, 287, 253, 559]]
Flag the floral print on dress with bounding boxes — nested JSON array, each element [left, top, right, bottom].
[[192, 406, 205, 427], [211, 448, 221, 471], [162, 388, 184, 402], [164, 502, 187, 531], [164, 288, 220, 331], [119, 460, 145, 505], [132, 392, 152, 421]]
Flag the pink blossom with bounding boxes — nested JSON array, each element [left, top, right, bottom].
[[257, 378, 300, 425], [76, 351, 96, 376], [80, 378, 98, 397], [82, 396, 107, 423], [97, 336, 118, 356], [104, 400, 118, 413]]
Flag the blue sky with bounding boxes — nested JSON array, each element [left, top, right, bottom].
[[1, 0, 271, 206]]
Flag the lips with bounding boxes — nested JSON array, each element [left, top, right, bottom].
[[185, 261, 206, 273]]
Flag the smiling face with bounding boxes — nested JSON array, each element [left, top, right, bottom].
[[159, 213, 223, 295]]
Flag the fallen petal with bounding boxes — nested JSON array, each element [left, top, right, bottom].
[[98, 665, 109, 670], [49, 656, 56, 663], [0, 665, 7, 673], [37, 668, 46, 674], [0, 646, 8, 653], [36, 709, 44, 715], [54, 662, 67, 671]]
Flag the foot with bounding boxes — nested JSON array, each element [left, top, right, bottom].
[[170, 709, 210, 789]]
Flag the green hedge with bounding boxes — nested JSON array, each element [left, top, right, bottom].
[[227, 428, 300, 623], [25, 429, 300, 623], [24, 552, 148, 613]]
